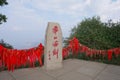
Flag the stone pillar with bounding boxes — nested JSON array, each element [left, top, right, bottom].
[[44, 22, 63, 70]]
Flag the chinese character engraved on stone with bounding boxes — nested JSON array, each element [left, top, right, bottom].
[[52, 26, 58, 35], [48, 51, 51, 60], [53, 41, 59, 47], [54, 36, 57, 40], [52, 48, 59, 59]]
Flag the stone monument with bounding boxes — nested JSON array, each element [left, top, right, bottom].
[[44, 22, 63, 70]]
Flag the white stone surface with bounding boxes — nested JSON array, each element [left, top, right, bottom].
[[44, 22, 63, 70]]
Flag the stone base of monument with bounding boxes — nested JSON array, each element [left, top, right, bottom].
[[44, 62, 63, 70], [44, 22, 63, 70]]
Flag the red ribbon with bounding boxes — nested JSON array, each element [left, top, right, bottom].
[[68, 37, 79, 55], [0, 43, 44, 71], [62, 47, 69, 59], [108, 50, 113, 60]]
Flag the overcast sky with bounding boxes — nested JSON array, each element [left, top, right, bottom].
[[0, 0, 120, 49]]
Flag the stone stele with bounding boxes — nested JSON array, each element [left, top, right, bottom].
[[44, 22, 63, 70]]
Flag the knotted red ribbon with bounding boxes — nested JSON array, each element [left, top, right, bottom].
[[0, 43, 44, 71], [107, 50, 113, 61]]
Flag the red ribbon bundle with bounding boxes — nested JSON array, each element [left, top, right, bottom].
[[107, 50, 113, 60], [0, 45, 3, 68], [113, 48, 120, 57], [0, 43, 44, 71], [68, 37, 80, 55], [0, 37, 120, 71], [62, 37, 120, 61], [62, 47, 69, 59]]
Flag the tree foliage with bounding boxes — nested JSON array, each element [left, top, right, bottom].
[[0, 0, 8, 24], [0, 39, 13, 49], [64, 16, 120, 50]]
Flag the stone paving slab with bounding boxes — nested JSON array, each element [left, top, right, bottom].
[[75, 61, 107, 78], [57, 71, 92, 80], [9, 68, 39, 79], [0, 71, 15, 80], [0, 59, 120, 80], [96, 71, 120, 80], [103, 65, 120, 75], [15, 70, 56, 80], [40, 59, 88, 78]]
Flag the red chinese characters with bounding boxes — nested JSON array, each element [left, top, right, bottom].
[[48, 51, 51, 60], [52, 26, 58, 35], [53, 41, 59, 47], [52, 48, 58, 58], [52, 26, 59, 59], [54, 37, 57, 39]]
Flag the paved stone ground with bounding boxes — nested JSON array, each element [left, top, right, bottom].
[[0, 59, 120, 80]]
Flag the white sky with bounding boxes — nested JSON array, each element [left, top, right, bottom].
[[0, 0, 120, 49]]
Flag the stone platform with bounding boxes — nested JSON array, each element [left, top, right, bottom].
[[0, 59, 120, 80]]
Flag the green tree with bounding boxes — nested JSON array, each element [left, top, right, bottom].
[[0, 0, 8, 24], [0, 39, 13, 49], [64, 16, 120, 50], [107, 20, 120, 48]]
